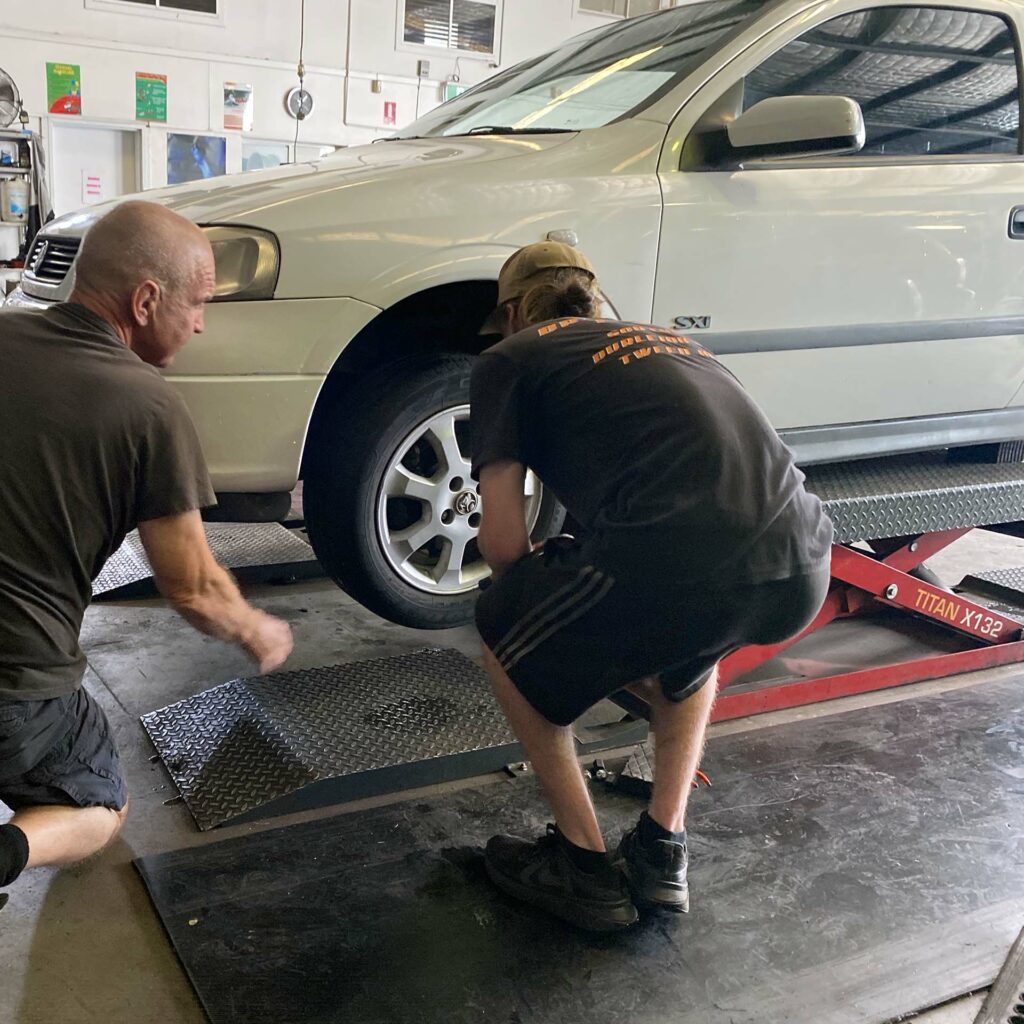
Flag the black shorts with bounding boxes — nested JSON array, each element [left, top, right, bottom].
[[0, 688, 128, 812], [476, 537, 830, 726]]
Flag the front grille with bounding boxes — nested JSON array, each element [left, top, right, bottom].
[[25, 236, 81, 285]]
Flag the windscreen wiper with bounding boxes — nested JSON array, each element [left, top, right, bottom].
[[460, 125, 574, 136], [383, 126, 574, 141]]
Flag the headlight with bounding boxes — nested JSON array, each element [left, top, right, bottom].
[[203, 226, 280, 301]]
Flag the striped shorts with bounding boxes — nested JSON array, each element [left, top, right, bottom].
[[475, 535, 830, 726]]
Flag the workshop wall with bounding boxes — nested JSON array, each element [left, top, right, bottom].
[[0, 0, 616, 211]]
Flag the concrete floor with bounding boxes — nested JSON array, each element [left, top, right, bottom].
[[1, 529, 1022, 1023]]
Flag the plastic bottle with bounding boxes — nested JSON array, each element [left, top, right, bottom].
[[1, 179, 29, 223]]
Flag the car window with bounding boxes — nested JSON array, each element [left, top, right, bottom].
[[743, 6, 1021, 157], [393, 0, 766, 137]]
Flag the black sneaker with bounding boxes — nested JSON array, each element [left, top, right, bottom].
[[0, 893, 8, 913], [485, 823, 638, 933], [617, 817, 690, 913]]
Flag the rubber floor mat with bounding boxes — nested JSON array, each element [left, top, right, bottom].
[[136, 675, 1024, 1024]]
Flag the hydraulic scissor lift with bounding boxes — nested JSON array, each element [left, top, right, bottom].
[[615, 449, 1024, 725]]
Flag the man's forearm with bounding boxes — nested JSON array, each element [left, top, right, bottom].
[[138, 511, 293, 673], [162, 562, 260, 646]]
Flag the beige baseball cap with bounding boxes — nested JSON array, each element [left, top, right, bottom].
[[479, 241, 596, 335]]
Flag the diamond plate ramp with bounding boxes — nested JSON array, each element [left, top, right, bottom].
[[962, 566, 1024, 607], [970, 598, 1024, 624], [93, 522, 320, 599], [141, 648, 522, 830], [804, 453, 1024, 543], [614, 739, 656, 799]]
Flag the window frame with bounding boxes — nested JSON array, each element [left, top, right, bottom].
[[397, 0, 503, 62], [85, 0, 223, 24], [574, 0, 678, 19], [678, 1, 1024, 170]]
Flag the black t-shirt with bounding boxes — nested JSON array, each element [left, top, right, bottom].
[[471, 318, 832, 587], [0, 303, 215, 700]]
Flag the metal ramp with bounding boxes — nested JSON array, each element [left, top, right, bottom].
[[962, 565, 1024, 605], [142, 648, 643, 831], [93, 522, 321, 599], [143, 649, 512, 830]]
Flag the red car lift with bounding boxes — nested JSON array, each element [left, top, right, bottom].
[[711, 528, 1024, 722], [614, 451, 1024, 724]]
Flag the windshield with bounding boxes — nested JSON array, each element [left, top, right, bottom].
[[394, 0, 766, 138]]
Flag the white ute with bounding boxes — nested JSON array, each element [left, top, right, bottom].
[[9, 0, 1024, 627]]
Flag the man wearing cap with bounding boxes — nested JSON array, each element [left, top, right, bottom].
[[470, 242, 833, 932], [476, 240, 592, 336]]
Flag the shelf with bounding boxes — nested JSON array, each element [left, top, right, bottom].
[[0, 167, 29, 175]]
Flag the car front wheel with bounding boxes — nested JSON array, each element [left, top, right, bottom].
[[303, 354, 564, 628]]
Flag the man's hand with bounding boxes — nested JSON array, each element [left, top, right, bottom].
[[240, 610, 294, 673], [138, 511, 294, 674]]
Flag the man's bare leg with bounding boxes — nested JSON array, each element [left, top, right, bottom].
[[12, 801, 129, 868], [482, 646, 604, 852], [638, 670, 718, 831]]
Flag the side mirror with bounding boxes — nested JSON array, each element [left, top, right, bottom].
[[726, 95, 865, 161]]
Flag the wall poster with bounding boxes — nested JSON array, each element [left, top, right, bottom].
[[223, 82, 253, 131], [46, 62, 82, 116], [167, 133, 227, 185], [136, 73, 168, 122]]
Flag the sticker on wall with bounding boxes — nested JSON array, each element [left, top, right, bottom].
[[243, 141, 289, 172], [167, 133, 227, 185], [383, 100, 397, 126], [46, 62, 82, 116], [443, 82, 469, 102], [82, 172, 103, 205], [136, 73, 167, 123], [223, 82, 253, 132]]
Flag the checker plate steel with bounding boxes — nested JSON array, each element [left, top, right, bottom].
[[961, 565, 1024, 607], [990, 603, 1024, 623], [93, 523, 316, 597], [805, 453, 1024, 543], [141, 648, 516, 830], [616, 741, 655, 798]]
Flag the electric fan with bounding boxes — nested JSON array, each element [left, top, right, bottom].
[[0, 68, 22, 129]]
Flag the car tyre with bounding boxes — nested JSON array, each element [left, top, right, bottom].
[[304, 354, 564, 628]]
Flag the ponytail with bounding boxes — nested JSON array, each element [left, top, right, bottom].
[[519, 268, 602, 326]]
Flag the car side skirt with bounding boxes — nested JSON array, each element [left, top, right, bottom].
[[783, 407, 1024, 466]]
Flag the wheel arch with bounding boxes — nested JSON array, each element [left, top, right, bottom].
[[300, 278, 499, 478]]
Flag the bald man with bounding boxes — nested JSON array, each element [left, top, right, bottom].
[[0, 201, 293, 909]]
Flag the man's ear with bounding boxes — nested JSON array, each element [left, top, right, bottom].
[[502, 301, 521, 338], [130, 279, 161, 327]]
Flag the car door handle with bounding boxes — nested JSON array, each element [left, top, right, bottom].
[[1009, 206, 1024, 239]]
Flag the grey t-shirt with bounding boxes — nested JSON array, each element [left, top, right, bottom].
[[471, 318, 833, 587], [0, 303, 215, 701]]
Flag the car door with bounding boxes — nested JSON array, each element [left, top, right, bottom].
[[653, 0, 1024, 435]]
